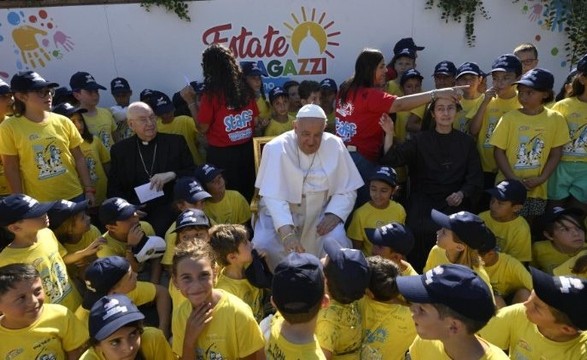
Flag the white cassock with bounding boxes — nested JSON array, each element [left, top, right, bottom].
[[252, 130, 364, 270]]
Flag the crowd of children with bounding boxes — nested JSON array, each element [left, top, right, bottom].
[[0, 37, 586, 359]]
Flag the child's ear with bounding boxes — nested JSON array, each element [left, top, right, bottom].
[[543, 230, 553, 241], [455, 243, 465, 252], [227, 252, 238, 263], [321, 294, 330, 308], [6, 223, 19, 234], [105, 223, 115, 233], [512, 204, 523, 213], [560, 323, 579, 336]]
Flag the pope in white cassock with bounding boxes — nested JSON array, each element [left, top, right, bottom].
[[253, 104, 364, 270]]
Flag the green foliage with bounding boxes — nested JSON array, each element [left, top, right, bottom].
[[140, 0, 191, 22], [425, 0, 490, 47], [543, 0, 587, 65]]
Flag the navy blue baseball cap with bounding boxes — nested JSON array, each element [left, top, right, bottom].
[[89, 294, 145, 341], [139, 88, 154, 102], [52, 102, 87, 118], [515, 68, 554, 92], [269, 86, 288, 104], [577, 54, 587, 73], [541, 206, 584, 225], [486, 179, 527, 205], [366, 222, 415, 256], [319, 78, 338, 92], [369, 166, 398, 187], [173, 209, 211, 232], [11, 71, 58, 92], [431, 209, 491, 250], [99, 197, 139, 225], [456, 62, 483, 79], [531, 267, 587, 330], [491, 54, 523, 76], [0, 194, 56, 227], [83, 256, 130, 310], [69, 71, 106, 91], [0, 79, 11, 95], [272, 252, 324, 314], [48, 199, 89, 230], [323, 241, 370, 302], [241, 61, 267, 77], [190, 81, 205, 94], [433, 61, 457, 77], [397, 264, 495, 323], [195, 164, 224, 184], [400, 68, 423, 86], [393, 37, 425, 55], [148, 90, 174, 116], [110, 77, 131, 94], [173, 177, 211, 203]]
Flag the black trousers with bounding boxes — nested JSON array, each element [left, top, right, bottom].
[[207, 141, 255, 202]]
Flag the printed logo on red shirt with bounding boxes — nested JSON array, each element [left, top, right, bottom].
[[224, 109, 254, 142]]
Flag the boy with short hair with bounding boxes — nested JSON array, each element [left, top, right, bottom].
[[347, 166, 406, 256], [479, 179, 532, 263], [263, 87, 294, 136], [453, 62, 485, 134], [432, 61, 457, 89], [76, 256, 171, 338], [70, 71, 117, 150], [266, 252, 328, 359], [366, 222, 418, 275], [360, 256, 416, 360], [0, 263, 88, 359], [513, 42, 539, 74], [480, 267, 587, 358], [109, 76, 133, 141], [209, 224, 263, 321], [299, 80, 321, 106], [0, 194, 83, 311], [320, 78, 338, 133], [398, 264, 509, 359], [316, 241, 371, 359]]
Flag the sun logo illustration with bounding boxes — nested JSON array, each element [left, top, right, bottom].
[[283, 7, 340, 59]]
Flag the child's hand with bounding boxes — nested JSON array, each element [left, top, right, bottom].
[[521, 177, 543, 189], [180, 85, 197, 103], [379, 113, 394, 134], [82, 237, 106, 256], [127, 223, 145, 247], [85, 192, 96, 207], [484, 87, 497, 102], [184, 302, 214, 344]]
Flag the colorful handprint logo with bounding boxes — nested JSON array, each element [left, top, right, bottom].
[[1, 9, 74, 70]]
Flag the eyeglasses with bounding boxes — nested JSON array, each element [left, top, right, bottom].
[[32, 88, 55, 98], [131, 115, 157, 125], [521, 59, 537, 65]]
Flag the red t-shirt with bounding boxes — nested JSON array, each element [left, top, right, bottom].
[[335, 87, 395, 162], [198, 93, 259, 147]]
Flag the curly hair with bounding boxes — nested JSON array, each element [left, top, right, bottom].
[[172, 239, 216, 277], [201, 44, 251, 109]]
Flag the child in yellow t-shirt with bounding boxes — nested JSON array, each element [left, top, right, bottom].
[[109, 76, 134, 142], [347, 166, 406, 256], [367, 222, 418, 276], [453, 62, 484, 134], [0, 264, 88, 359], [209, 224, 263, 321], [196, 163, 251, 225], [479, 268, 587, 359], [70, 71, 117, 150], [82, 294, 175, 360], [264, 252, 328, 359], [479, 179, 532, 263], [262, 86, 294, 137], [316, 242, 370, 358], [360, 256, 416, 360], [398, 264, 508, 360], [320, 78, 338, 133], [532, 207, 586, 274], [553, 249, 587, 279], [385, 47, 416, 96], [171, 240, 265, 359], [242, 61, 270, 121], [53, 102, 110, 208]]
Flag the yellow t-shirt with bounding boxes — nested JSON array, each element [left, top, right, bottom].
[[553, 249, 587, 279], [62, 225, 102, 255], [97, 221, 155, 258], [264, 115, 295, 137], [161, 216, 215, 266], [359, 296, 416, 360], [479, 303, 587, 359], [551, 97, 587, 163], [484, 252, 533, 297], [478, 211, 532, 262], [316, 299, 362, 359], [531, 240, 581, 275], [257, 97, 271, 120], [476, 95, 521, 173], [0, 303, 88, 360], [489, 108, 570, 199], [347, 201, 406, 256], [79, 136, 110, 206], [0, 116, 8, 195], [169, 280, 188, 321], [172, 289, 265, 358], [453, 94, 484, 134], [409, 335, 509, 359], [385, 80, 403, 96], [401, 261, 419, 276], [215, 268, 263, 322], [409, 103, 427, 121], [0, 228, 81, 311], [0, 113, 84, 201], [266, 313, 326, 359], [157, 115, 204, 165], [80, 327, 175, 360], [83, 107, 116, 150], [204, 190, 251, 225]]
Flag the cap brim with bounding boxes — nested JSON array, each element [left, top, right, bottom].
[[396, 274, 433, 303], [111, 89, 131, 94], [369, 174, 397, 187], [415, 46, 425, 51], [191, 191, 212, 202], [94, 311, 145, 341], [485, 188, 505, 200], [173, 221, 210, 233], [456, 71, 480, 79], [117, 205, 140, 221], [364, 228, 377, 243], [432, 72, 454, 76], [0, 86, 12, 95], [79, 84, 107, 91], [29, 81, 59, 90], [530, 267, 558, 308], [515, 80, 549, 91], [490, 68, 509, 73], [431, 209, 451, 229], [24, 201, 57, 219]]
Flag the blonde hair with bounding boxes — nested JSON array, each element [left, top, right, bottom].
[[452, 233, 482, 269]]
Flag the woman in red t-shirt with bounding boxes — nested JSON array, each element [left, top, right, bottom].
[[335, 48, 466, 206], [192, 44, 258, 202]]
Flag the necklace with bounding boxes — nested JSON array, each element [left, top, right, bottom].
[[297, 144, 317, 186], [136, 139, 158, 179]]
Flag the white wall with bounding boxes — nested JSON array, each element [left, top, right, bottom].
[[0, 0, 571, 106]]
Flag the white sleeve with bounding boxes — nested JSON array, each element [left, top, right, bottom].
[[263, 196, 295, 231], [325, 190, 357, 222]]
